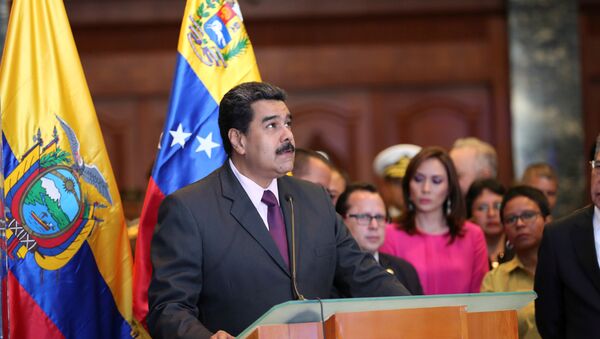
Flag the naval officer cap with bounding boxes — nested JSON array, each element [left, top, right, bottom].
[[373, 144, 422, 179]]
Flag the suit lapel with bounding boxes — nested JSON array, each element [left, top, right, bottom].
[[219, 164, 290, 275], [572, 206, 600, 293], [378, 253, 387, 267]]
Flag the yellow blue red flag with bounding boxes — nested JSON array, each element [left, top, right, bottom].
[[0, 0, 137, 337], [132, 0, 261, 326]]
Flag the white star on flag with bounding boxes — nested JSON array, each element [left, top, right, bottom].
[[169, 123, 192, 148], [195, 132, 220, 158]]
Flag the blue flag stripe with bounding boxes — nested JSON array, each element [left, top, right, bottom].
[[3, 138, 131, 337], [10, 242, 131, 338], [153, 54, 226, 195], [2, 134, 19, 180]]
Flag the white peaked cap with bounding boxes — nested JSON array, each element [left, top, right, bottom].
[[373, 144, 422, 178]]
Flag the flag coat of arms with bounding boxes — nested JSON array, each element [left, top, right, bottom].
[[0, 0, 137, 337], [133, 0, 261, 325]]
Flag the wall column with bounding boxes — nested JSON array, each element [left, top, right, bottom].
[[508, 0, 585, 216]]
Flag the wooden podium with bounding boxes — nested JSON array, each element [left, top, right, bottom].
[[237, 292, 535, 339]]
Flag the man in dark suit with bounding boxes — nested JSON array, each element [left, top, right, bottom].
[[535, 133, 600, 339], [147, 82, 410, 339], [336, 183, 423, 295]]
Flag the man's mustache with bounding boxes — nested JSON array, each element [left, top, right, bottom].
[[276, 142, 295, 155]]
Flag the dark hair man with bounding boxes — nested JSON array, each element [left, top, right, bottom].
[[336, 183, 423, 295], [535, 133, 600, 338], [147, 82, 410, 339], [292, 148, 332, 189]]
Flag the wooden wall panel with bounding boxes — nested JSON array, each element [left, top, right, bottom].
[[63, 0, 524, 218], [372, 88, 490, 151], [581, 4, 600, 193], [582, 10, 600, 158], [286, 91, 372, 180]]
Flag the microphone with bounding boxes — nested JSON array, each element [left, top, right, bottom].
[[286, 194, 305, 300]]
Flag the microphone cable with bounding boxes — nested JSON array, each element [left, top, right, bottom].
[[317, 297, 327, 339], [287, 195, 327, 337], [286, 194, 305, 300]]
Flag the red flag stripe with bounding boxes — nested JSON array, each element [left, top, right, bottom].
[[132, 178, 165, 326]]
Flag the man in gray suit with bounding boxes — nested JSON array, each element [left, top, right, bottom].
[[535, 133, 600, 338], [147, 82, 410, 339]]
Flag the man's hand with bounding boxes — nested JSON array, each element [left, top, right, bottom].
[[210, 330, 234, 339]]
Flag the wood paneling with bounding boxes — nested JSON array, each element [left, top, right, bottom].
[[581, 4, 600, 192], [61, 0, 600, 218], [581, 9, 600, 158]]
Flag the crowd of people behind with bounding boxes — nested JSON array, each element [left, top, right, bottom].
[[146, 82, 599, 339], [294, 135, 600, 339]]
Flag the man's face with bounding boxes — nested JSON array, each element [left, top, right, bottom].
[[328, 170, 346, 205], [450, 147, 479, 195], [233, 100, 295, 186], [295, 157, 332, 189], [525, 176, 558, 211], [343, 191, 387, 254], [592, 153, 600, 209]]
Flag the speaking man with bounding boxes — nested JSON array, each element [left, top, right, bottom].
[[147, 82, 410, 339]]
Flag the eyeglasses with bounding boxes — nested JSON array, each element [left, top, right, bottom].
[[475, 202, 502, 213], [347, 213, 387, 227], [591, 160, 600, 170], [503, 211, 540, 226]]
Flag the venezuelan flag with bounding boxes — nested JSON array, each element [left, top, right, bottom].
[[0, 0, 139, 337], [132, 0, 261, 326]]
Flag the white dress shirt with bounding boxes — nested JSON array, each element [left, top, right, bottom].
[[593, 205, 600, 269], [229, 159, 279, 230]]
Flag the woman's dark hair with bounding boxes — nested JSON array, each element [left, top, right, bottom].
[[465, 178, 506, 219], [399, 146, 465, 242], [500, 185, 550, 223], [218, 82, 287, 156]]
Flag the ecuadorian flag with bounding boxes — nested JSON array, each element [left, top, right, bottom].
[[0, 0, 139, 337], [132, 0, 261, 326]]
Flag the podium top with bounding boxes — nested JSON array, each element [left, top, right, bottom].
[[237, 291, 536, 338]]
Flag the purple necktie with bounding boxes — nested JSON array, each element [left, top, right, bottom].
[[261, 190, 289, 267]]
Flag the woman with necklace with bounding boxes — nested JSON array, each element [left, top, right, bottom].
[[466, 178, 514, 269]]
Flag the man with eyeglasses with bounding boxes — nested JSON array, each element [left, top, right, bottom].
[[336, 183, 423, 295], [535, 133, 600, 339]]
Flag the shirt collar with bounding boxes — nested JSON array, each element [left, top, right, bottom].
[[502, 256, 526, 274], [229, 159, 279, 205], [593, 206, 600, 269]]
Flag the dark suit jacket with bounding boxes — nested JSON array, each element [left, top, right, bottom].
[[535, 205, 600, 339], [147, 163, 410, 338], [379, 253, 423, 295]]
